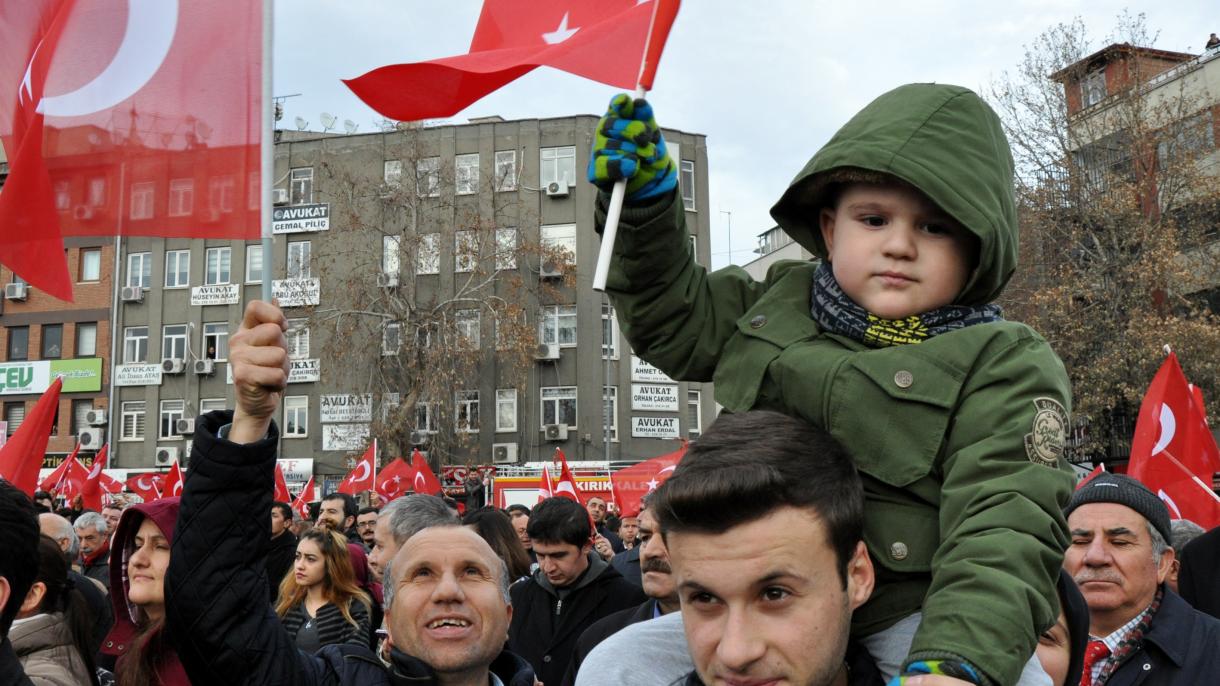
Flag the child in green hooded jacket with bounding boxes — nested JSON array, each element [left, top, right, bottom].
[[589, 85, 1075, 685]]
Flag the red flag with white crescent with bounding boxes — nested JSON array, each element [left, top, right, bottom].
[[409, 448, 443, 496], [273, 462, 292, 503], [125, 472, 161, 502], [611, 442, 686, 516], [536, 464, 555, 504], [80, 443, 109, 510], [39, 441, 81, 492], [375, 457, 414, 502], [291, 476, 315, 521], [553, 448, 580, 503], [338, 440, 377, 495], [160, 460, 183, 500]]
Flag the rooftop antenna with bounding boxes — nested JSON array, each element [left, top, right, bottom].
[[294, 116, 308, 131], [319, 112, 337, 132], [342, 119, 358, 134]]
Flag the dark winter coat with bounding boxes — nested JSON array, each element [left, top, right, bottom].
[[562, 599, 661, 686], [265, 530, 297, 601], [608, 546, 641, 587], [0, 638, 34, 686], [1102, 589, 1220, 685], [1176, 524, 1220, 620], [80, 542, 109, 588], [165, 411, 536, 686], [507, 551, 646, 686], [281, 600, 370, 650]]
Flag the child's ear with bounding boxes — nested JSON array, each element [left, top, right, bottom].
[[819, 207, 836, 256]]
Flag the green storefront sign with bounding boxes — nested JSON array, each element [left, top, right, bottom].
[[0, 359, 103, 395]]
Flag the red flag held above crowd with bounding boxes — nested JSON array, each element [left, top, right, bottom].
[[162, 460, 184, 500], [39, 441, 81, 493], [291, 476, 316, 521], [611, 442, 686, 516], [552, 449, 580, 502], [344, 0, 680, 121], [0, 0, 264, 300], [376, 457, 414, 502], [0, 377, 62, 495], [80, 444, 109, 511], [409, 449, 443, 496], [536, 464, 555, 504], [338, 441, 377, 495], [125, 472, 162, 502], [273, 462, 292, 504]]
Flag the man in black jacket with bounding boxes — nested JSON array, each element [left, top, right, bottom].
[[164, 300, 535, 686], [508, 496, 645, 686], [266, 501, 297, 600]]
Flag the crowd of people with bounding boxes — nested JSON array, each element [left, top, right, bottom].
[[3, 80, 1220, 685]]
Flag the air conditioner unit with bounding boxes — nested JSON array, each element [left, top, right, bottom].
[[534, 343, 560, 361], [72, 205, 95, 220], [176, 418, 196, 435], [193, 359, 215, 376], [120, 286, 144, 303], [492, 443, 519, 464], [409, 430, 431, 446], [543, 424, 568, 442], [78, 429, 104, 450], [545, 181, 569, 198], [161, 358, 185, 374], [272, 188, 289, 206], [4, 283, 27, 301], [376, 272, 399, 288], [85, 409, 107, 426], [155, 446, 179, 466], [540, 259, 563, 279]]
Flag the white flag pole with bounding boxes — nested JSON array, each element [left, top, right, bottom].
[[592, 0, 663, 293], [260, 0, 274, 303]]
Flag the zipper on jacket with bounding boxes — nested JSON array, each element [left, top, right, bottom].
[[555, 598, 562, 616]]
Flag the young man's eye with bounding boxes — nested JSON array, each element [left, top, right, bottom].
[[861, 215, 885, 227], [761, 587, 791, 602], [687, 591, 718, 607]]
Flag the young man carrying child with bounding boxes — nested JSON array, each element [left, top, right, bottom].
[[589, 84, 1075, 685]]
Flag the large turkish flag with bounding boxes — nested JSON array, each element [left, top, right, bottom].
[[375, 457, 413, 502], [338, 441, 377, 495], [611, 443, 686, 516]]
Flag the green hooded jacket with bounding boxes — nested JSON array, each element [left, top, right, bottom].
[[597, 84, 1073, 685]]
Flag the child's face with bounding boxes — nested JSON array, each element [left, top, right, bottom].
[[819, 184, 977, 319]]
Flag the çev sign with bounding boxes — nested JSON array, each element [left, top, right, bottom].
[[272, 203, 330, 234], [0, 359, 103, 395]]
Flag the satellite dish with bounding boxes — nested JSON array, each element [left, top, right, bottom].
[[319, 112, 337, 132], [343, 119, 358, 134], [294, 116, 308, 131]]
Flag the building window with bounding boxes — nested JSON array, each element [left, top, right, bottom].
[[603, 386, 618, 442], [127, 252, 151, 289], [382, 235, 401, 275], [203, 323, 228, 360], [41, 324, 63, 359], [417, 233, 440, 275], [245, 244, 263, 283], [495, 389, 517, 432], [541, 386, 577, 429], [601, 303, 618, 359], [209, 176, 236, 214], [206, 247, 232, 285], [71, 400, 92, 437], [455, 309, 480, 349], [284, 396, 308, 437], [130, 182, 155, 220], [168, 178, 194, 217], [541, 223, 577, 262], [415, 402, 436, 433], [287, 241, 311, 280], [494, 150, 516, 191], [159, 400, 186, 439], [456, 391, 479, 432], [290, 167, 313, 205], [1157, 111, 1216, 168], [455, 153, 479, 195], [1081, 69, 1106, 108], [495, 228, 517, 270], [75, 323, 97, 357], [7, 327, 29, 361], [416, 157, 440, 197], [540, 305, 577, 348], [123, 326, 148, 363], [680, 159, 695, 211], [455, 230, 477, 273], [540, 146, 575, 188], [382, 321, 401, 356], [88, 178, 106, 207], [119, 401, 145, 440], [384, 160, 402, 188], [286, 319, 310, 359], [162, 324, 188, 362], [54, 181, 70, 211], [200, 398, 228, 414], [79, 249, 101, 282], [164, 250, 190, 288], [4, 402, 24, 436], [688, 390, 702, 438]]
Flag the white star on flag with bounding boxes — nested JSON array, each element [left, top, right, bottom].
[[542, 12, 579, 44]]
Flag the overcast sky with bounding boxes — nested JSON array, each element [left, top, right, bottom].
[[275, 1, 1217, 269]]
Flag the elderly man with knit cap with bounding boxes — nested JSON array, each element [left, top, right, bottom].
[[1063, 473, 1220, 684]]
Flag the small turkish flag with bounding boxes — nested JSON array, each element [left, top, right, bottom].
[[376, 457, 414, 502], [537, 464, 555, 504], [1130, 352, 1220, 482], [273, 462, 292, 504], [125, 472, 162, 502], [161, 460, 184, 500], [339, 441, 377, 495], [80, 443, 109, 511], [409, 449, 443, 496], [611, 442, 686, 516], [552, 448, 581, 503], [291, 476, 316, 521], [345, 0, 681, 121], [40, 441, 81, 493], [0, 377, 62, 496]]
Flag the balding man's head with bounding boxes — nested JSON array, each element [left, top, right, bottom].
[[384, 526, 512, 681], [38, 513, 78, 560]]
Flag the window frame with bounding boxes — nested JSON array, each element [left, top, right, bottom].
[[40, 324, 63, 359], [540, 223, 577, 263], [540, 146, 576, 188], [540, 386, 578, 430], [455, 390, 479, 433], [245, 244, 264, 284], [286, 240, 311, 280], [159, 399, 186, 440], [283, 396, 309, 438], [122, 326, 148, 363], [688, 390, 702, 439], [164, 249, 190, 289], [417, 233, 441, 275], [161, 324, 188, 362], [603, 385, 618, 442], [494, 150, 517, 191], [74, 322, 97, 358], [6, 326, 29, 361], [289, 167, 314, 205], [540, 305, 577, 348], [127, 252, 152, 289], [79, 248, 102, 282], [203, 322, 229, 361], [495, 388, 517, 433], [168, 178, 195, 217], [286, 319, 310, 359], [119, 401, 145, 441], [455, 153, 479, 195], [455, 230, 478, 273], [205, 246, 232, 285], [416, 157, 440, 198]]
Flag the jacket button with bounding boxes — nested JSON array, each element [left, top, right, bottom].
[[1142, 663, 1151, 671], [543, 655, 552, 663], [749, 315, 767, 329], [890, 542, 909, 560], [893, 370, 914, 388], [106, 641, 113, 648]]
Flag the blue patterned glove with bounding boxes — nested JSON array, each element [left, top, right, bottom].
[[588, 93, 677, 202], [888, 659, 983, 685]]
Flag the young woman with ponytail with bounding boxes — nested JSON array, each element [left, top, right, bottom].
[[275, 527, 371, 652]]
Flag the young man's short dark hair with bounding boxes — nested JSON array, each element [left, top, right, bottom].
[[271, 502, 293, 522], [527, 497, 593, 548], [505, 504, 530, 518], [0, 481, 41, 636], [653, 410, 864, 585], [357, 506, 379, 517], [322, 492, 358, 519]]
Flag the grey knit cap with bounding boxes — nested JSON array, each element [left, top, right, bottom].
[[1064, 473, 1172, 543]]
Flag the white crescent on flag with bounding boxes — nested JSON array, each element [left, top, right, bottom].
[[1152, 403, 1176, 456], [34, 0, 179, 117], [136, 476, 153, 491], [1158, 489, 1183, 519], [87, 460, 103, 480], [350, 459, 372, 484], [414, 471, 427, 491]]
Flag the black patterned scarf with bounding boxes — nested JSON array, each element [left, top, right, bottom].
[[810, 262, 1002, 347], [1094, 587, 1163, 684]]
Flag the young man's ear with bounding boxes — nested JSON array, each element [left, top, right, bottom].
[[845, 541, 875, 611], [819, 207, 837, 255], [19, 581, 46, 616]]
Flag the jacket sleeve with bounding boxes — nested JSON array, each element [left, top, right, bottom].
[[906, 334, 1074, 685], [165, 410, 335, 686], [597, 190, 770, 382], [343, 600, 372, 648]]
